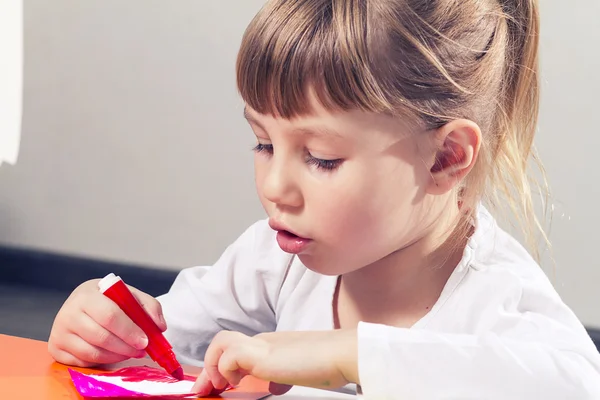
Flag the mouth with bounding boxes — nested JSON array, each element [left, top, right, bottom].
[[268, 220, 312, 254], [268, 220, 307, 239]]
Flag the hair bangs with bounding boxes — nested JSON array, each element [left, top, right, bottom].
[[236, 0, 392, 119]]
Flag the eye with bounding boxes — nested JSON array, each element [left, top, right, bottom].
[[253, 143, 343, 171], [306, 154, 343, 171], [252, 143, 273, 155]]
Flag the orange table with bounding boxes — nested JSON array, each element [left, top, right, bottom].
[[0, 334, 271, 400]]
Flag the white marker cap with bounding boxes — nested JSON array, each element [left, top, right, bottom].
[[98, 273, 122, 293]]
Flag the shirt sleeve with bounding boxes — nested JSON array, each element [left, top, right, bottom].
[[157, 220, 292, 366], [357, 317, 600, 398]]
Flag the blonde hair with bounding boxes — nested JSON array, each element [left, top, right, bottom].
[[236, 0, 548, 260]]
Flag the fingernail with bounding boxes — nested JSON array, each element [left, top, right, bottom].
[[159, 315, 167, 329], [136, 336, 148, 350]]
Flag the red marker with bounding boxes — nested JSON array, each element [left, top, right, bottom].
[[98, 273, 184, 380]]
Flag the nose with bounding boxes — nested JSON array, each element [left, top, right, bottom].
[[260, 156, 303, 209]]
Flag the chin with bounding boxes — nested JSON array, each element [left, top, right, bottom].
[[297, 254, 351, 276]]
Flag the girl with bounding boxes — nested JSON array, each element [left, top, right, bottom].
[[49, 0, 600, 398]]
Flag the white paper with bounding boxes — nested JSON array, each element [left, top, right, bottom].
[[0, 0, 23, 166]]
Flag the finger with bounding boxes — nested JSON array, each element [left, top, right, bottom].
[[192, 369, 215, 396], [128, 286, 167, 332], [192, 369, 231, 397], [214, 333, 268, 387], [204, 347, 229, 390], [203, 332, 241, 390], [269, 382, 294, 396], [50, 347, 93, 368], [82, 294, 148, 350], [60, 333, 132, 365], [75, 313, 146, 359], [218, 348, 248, 386]]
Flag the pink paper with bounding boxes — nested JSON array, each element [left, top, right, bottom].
[[68, 366, 201, 398]]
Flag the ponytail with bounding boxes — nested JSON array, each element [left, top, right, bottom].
[[486, 0, 548, 261]]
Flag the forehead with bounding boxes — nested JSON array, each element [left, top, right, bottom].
[[244, 95, 417, 143]]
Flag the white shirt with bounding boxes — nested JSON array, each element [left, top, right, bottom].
[[158, 207, 600, 399]]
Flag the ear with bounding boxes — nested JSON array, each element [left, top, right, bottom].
[[427, 119, 481, 195]]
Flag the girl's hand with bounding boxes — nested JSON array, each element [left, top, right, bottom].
[[48, 279, 166, 367], [191, 329, 359, 396]]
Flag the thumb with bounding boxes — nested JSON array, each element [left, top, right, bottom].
[[128, 286, 167, 332]]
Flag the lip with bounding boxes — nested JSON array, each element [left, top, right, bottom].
[[268, 219, 312, 254], [268, 220, 307, 238]]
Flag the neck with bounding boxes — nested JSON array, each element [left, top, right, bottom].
[[340, 208, 471, 326]]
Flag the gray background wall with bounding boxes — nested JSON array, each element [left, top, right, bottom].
[[0, 1, 598, 327]]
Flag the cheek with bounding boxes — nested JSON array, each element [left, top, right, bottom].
[[307, 186, 377, 244], [254, 159, 270, 210], [311, 161, 423, 254]]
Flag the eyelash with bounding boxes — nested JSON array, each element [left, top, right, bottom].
[[252, 143, 343, 171]]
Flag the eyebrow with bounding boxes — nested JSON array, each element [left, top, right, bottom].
[[243, 106, 265, 130], [243, 106, 344, 139]]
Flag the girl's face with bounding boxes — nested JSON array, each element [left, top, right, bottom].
[[246, 93, 449, 275]]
